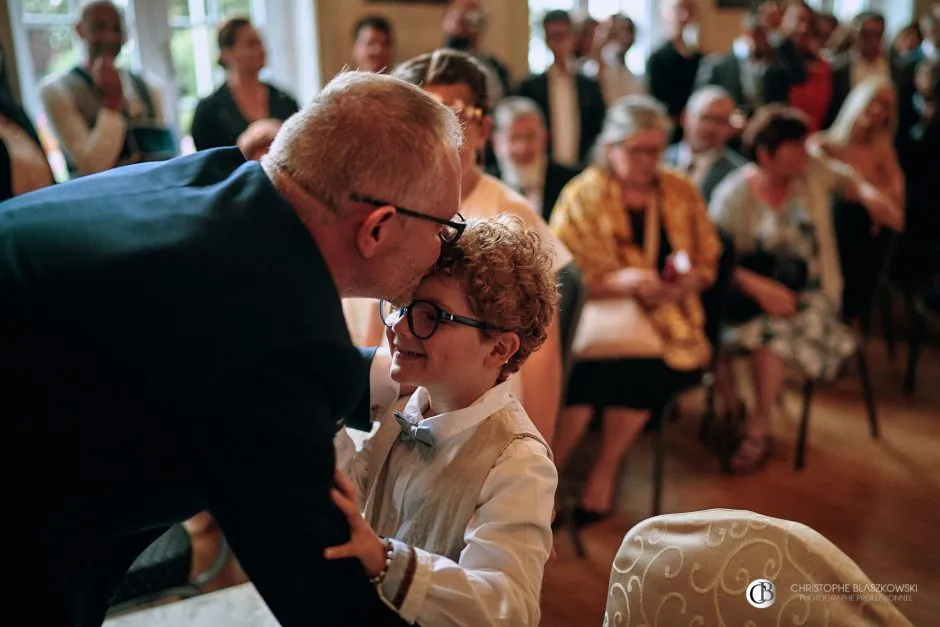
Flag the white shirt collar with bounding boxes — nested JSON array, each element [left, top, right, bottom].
[[398, 380, 515, 444], [923, 40, 937, 60]]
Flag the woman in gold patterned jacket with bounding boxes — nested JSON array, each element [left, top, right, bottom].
[[550, 95, 721, 525]]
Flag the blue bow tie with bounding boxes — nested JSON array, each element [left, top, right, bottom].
[[394, 412, 435, 448]]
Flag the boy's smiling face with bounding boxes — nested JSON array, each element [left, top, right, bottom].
[[386, 275, 518, 411]]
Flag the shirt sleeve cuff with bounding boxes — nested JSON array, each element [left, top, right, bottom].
[[378, 538, 431, 624]]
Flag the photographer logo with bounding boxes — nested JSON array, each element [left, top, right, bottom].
[[746, 579, 776, 609]]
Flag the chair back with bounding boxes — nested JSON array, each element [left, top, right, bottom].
[[604, 509, 914, 626]]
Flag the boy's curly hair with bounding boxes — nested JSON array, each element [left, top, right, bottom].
[[432, 214, 559, 382]]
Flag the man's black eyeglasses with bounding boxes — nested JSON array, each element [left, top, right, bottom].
[[379, 300, 506, 340], [350, 193, 466, 244]]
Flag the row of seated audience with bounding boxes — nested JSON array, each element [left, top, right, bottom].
[[2, 0, 935, 487], [0, 2, 929, 625]]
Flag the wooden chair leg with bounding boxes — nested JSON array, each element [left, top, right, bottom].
[[881, 287, 896, 361], [567, 498, 587, 559], [856, 342, 879, 439], [795, 380, 813, 471], [903, 309, 926, 397]]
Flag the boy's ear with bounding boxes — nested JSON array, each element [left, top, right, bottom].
[[487, 331, 521, 370]]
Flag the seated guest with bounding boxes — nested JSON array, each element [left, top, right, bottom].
[[709, 105, 900, 474], [40, 1, 171, 177], [330, 215, 557, 627], [664, 86, 747, 203], [826, 12, 892, 129], [516, 9, 605, 168], [606, 509, 914, 626], [191, 17, 299, 151], [1, 45, 54, 199], [583, 14, 645, 105], [781, 1, 833, 132], [351, 15, 394, 73], [695, 13, 794, 121], [488, 96, 580, 221], [348, 49, 574, 445], [810, 76, 905, 324], [550, 96, 721, 523], [647, 0, 702, 142]]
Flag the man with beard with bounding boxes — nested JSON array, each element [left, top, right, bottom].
[[441, 0, 511, 100], [40, 1, 172, 177], [488, 96, 580, 221], [3, 71, 462, 627]]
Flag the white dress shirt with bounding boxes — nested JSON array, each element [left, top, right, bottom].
[[547, 64, 580, 167], [40, 69, 164, 176], [849, 53, 890, 87], [335, 356, 557, 627]]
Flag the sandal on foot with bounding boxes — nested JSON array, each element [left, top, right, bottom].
[[729, 435, 773, 475]]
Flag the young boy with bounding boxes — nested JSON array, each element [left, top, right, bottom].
[[328, 215, 559, 627]]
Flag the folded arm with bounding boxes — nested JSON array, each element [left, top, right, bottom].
[[40, 82, 126, 175]]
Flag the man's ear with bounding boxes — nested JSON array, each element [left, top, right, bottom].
[[486, 331, 521, 370], [355, 205, 397, 260]]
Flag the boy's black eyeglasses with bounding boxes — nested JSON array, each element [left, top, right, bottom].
[[379, 300, 506, 340], [350, 193, 466, 244]]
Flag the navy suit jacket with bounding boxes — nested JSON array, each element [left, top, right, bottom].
[[664, 142, 748, 204], [0, 148, 403, 626], [516, 71, 606, 167]]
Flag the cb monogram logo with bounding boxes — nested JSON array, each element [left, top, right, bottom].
[[746, 579, 776, 609]]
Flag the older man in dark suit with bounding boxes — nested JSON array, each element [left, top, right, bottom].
[[664, 86, 747, 203], [2, 71, 462, 627], [487, 96, 580, 221]]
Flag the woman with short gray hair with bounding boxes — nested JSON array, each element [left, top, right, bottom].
[[549, 95, 721, 524]]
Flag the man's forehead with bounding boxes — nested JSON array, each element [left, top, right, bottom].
[[84, 5, 122, 25]]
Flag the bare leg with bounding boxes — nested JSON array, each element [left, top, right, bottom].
[[731, 347, 785, 472], [713, 351, 740, 416], [552, 405, 594, 473], [579, 407, 650, 512]]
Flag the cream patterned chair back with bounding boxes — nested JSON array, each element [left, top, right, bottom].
[[604, 509, 914, 626]]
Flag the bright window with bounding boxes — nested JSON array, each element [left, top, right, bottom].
[[528, 0, 659, 77]]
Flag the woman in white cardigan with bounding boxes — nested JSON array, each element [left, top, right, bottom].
[[708, 105, 901, 474]]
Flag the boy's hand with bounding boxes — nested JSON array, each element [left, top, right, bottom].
[[324, 468, 387, 578]]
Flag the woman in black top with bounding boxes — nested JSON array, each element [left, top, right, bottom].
[[190, 17, 300, 151], [0, 43, 54, 200]]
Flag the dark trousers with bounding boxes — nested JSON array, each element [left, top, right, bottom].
[[833, 200, 891, 324]]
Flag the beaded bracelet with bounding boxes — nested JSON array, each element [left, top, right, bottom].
[[370, 537, 395, 585]]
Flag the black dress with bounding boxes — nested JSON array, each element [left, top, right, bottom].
[[190, 82, 300, 151], [833, 198, 891, 323], [566, 209, 702, 420]]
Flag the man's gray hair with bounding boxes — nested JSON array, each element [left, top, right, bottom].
[[593, 94, 672, 167], [264, 71, 462, 216], [686, 85, 734, 117], [492, 96, 545, 132]]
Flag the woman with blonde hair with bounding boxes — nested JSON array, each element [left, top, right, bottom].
[[809, 75, 904, 323], [550, 95, 721, 523]]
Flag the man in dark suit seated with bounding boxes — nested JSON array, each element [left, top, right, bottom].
[[2, 71, 463, 627], [516, 9, 605, 169], [664, 86, 747, 203], [487, 96, 580, 221], [695, 12, 793, 123]]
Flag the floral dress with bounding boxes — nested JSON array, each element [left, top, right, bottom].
[[720, 194, 856, 380]]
